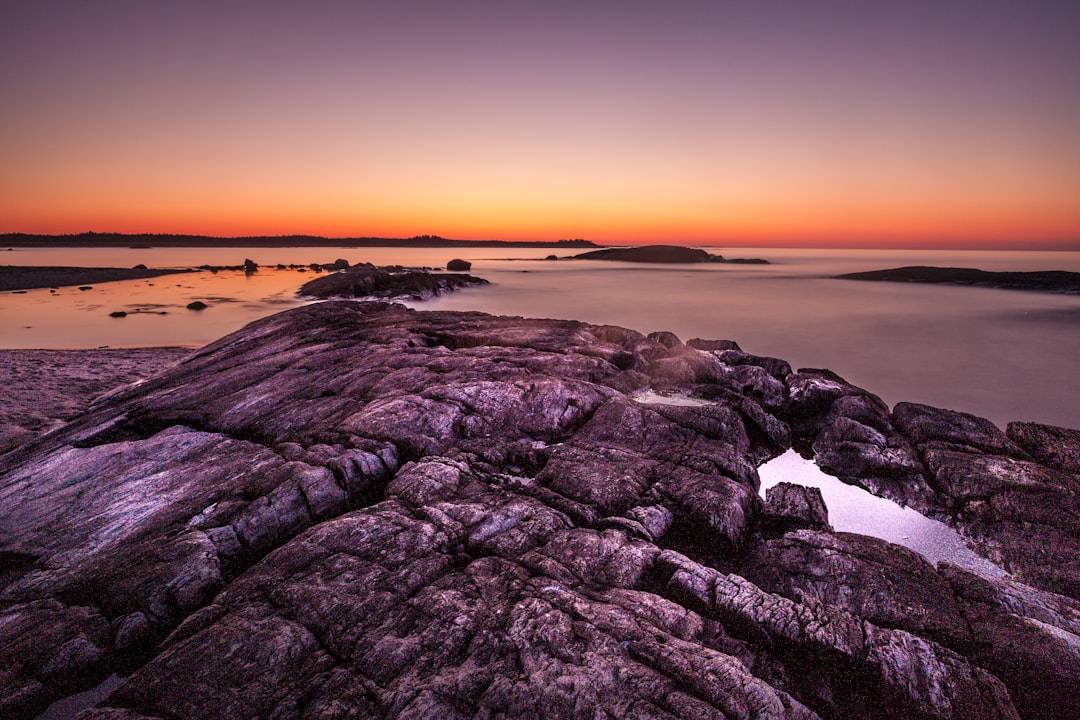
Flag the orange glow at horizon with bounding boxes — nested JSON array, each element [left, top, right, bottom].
[[2, 3, 1078, 251]]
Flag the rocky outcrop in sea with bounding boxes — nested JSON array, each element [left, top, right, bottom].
[[836, 266, 1080, 295], [571, 245, 769, 264], [1, 301, 1077, 720], [298, 262, 488, 300]]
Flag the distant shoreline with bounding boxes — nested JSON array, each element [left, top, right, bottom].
[[0, 232, 601, 249], [836, 265, 1080, 295], [1, 266, 196, 292]]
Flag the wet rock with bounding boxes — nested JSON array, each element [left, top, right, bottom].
[[446, 258, 472, 271], [108, 311, 127, 318], [242, 258, 258, 274], [185, 301, 208, 311]]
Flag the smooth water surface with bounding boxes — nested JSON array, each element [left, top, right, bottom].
[[758, 450, 1006, 579], [2, 245, 1078, 428]]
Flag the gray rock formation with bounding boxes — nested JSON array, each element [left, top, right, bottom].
[[0, 302, 1076, 719]]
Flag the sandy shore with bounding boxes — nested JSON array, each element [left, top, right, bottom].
[[0, 347, 192, 454], [1, 266, 196, 292]]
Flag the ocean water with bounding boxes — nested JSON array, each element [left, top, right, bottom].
[[2, 245, 1079, 429]]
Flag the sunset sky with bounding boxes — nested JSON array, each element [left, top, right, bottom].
[[2, 1, 1078, 248]]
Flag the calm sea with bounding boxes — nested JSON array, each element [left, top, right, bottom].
[[3, 245, 1079, 429]]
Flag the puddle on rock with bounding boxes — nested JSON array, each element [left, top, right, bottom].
[[632, 390, 716, 407], [759, 449, 1006, 579]]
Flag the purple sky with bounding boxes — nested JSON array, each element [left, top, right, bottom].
[[2, 1, 1078, 246]]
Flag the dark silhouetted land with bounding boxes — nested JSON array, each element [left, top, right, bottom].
[[1, 266, 196, 292], [0, 232, 600, 249], [837, 266, 1080, 295], [571, 244, 769, 264]]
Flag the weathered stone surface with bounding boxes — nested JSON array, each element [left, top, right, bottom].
[[660, 550, 1017, 720], [0, 301, 1076, 719], [759, 483, 831, 532], [741, 529, 971, 646], [1008, 420, 1080, 473], [892, 402, 1029, 459], [940, 563, 1080, 720], [787, 372, 1080, 606]]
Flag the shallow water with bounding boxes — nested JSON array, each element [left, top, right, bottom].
[[758, 450, 1006, 579], [2, 245, 1078, 428]]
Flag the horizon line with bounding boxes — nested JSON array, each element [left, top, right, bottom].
[[3, 230, 1079, 252]]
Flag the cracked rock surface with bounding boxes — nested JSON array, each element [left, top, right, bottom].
[[1, 301, 1077, 720]]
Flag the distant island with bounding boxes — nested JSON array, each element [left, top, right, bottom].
[[837, 266, 1080, 295], [0, 232, 600, 249], [571, 244, 769, 264], [0, 265, 196, 292]]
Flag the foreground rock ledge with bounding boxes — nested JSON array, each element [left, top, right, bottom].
[[1, 302, 1077, 720]]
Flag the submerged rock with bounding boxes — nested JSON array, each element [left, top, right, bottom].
[[0, 302, 1075, 719]]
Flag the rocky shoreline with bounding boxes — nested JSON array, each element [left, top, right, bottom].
[[1, 302, 1077, 720]]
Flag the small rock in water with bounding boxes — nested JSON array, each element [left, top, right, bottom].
[[108, 311, 127, 318], [78, 286, 93, 291], [186, 301, 208, 311], [446, 258, 472, 271]]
